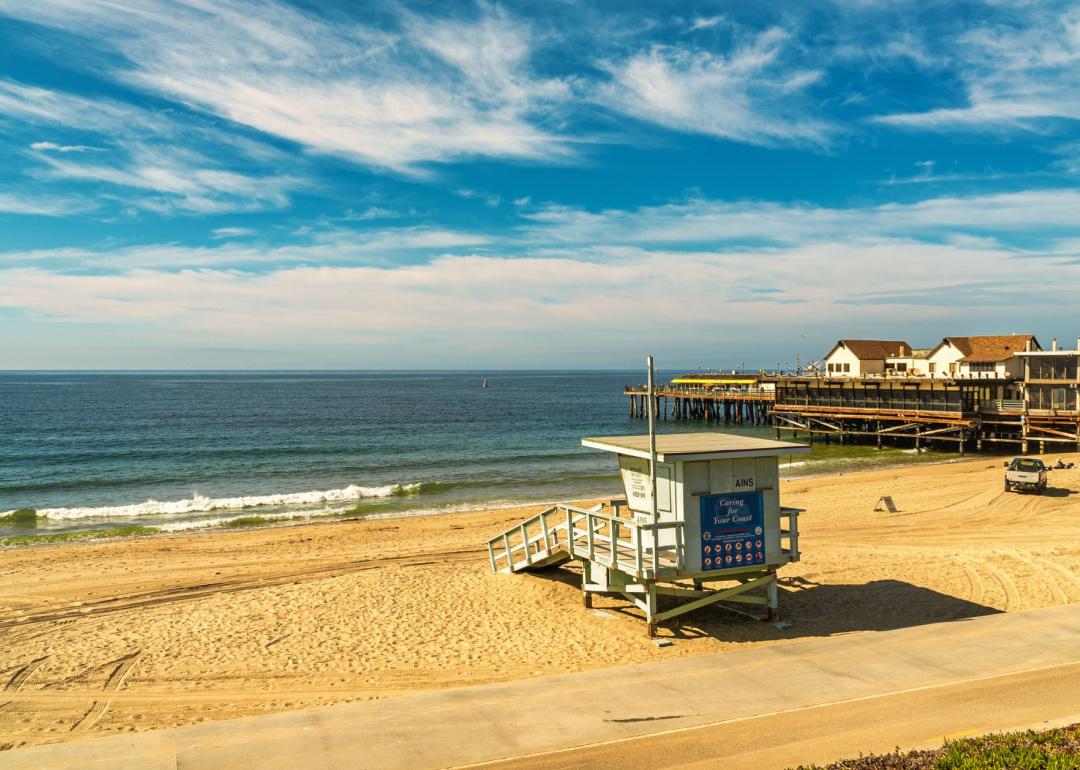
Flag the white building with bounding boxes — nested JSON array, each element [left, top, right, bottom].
[[925, 335, 1039, 379], [823, 339, 911, 377]]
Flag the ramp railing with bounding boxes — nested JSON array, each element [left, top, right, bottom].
[[563, 505, 683, 578], [780, 507, 802, 562], [487, 503, 684, 579]]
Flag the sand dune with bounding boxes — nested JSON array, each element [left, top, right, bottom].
[[3, 454, 1080, 751]]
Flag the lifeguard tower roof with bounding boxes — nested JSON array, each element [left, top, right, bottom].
[[581, 432, 810, 462]]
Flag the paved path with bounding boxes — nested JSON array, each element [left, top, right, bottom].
[[5, 603, 1080, 770]]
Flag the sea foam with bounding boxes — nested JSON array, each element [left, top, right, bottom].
[[9, 483, 418, 521]]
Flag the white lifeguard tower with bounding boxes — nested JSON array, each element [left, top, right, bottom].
[[486, 430, 810, 636]]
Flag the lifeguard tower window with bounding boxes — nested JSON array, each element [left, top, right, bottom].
[[487, 432, 811, 637]]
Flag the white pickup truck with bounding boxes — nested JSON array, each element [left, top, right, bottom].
[[1003, 457, 1049, 494]]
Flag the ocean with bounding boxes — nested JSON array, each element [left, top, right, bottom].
[[0, 371, 956, 542]]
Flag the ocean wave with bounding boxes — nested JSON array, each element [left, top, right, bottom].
[[10, 483, 417, 521]]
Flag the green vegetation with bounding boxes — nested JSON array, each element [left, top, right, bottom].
[[391, 483, 423, 497], [0, 525, 158, 547], [0, 508, 38, 526], [219, 516, 267, 528], [792, 724, 1080, 769], [342, 502, 399, 516]]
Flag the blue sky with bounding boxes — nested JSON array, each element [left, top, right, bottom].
[[0, 0, 1078, 369]]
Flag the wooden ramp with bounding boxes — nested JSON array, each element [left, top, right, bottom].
[[485, 505, 582, 574], [486, 503, 681, 580]]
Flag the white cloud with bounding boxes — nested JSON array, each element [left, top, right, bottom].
[[0, 192, 87, 216], [0, 226, 493, 270], [30, 141, 100, 153], [874, 8, 1080, 130], [688, 15, 725, 32], [3, 80, 302, 214], [523, 189, 1080, 246], [0, 1, 575, 173], [34, 149, 296, 214], [456, 188, 502, 207], [211, 227, 256, 239], [0, 239, 1076, 362], [598, 28, 829, 146]]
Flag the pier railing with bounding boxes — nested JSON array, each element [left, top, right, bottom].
[[981, 399, 1024, 413], [625, 385, 775, 399]]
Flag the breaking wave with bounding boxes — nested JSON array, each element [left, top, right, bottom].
[[11, 483, 419, 521]]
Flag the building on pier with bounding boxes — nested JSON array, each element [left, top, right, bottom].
[[623, 335, 1080, 453], [926, 335, 1039, 380], [823, 339, 911, 377]]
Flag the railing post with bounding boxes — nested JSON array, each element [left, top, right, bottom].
[[634, 523, 643, 574], [651, 523, 660, 574], [519, 523, 529, 562], [587, 513, 596, 562], [565, 507, 574, 555], [540, 513, 551, 553], [502, 532, 512, 569], [487, 541, 497, 572], [612, 519, 620, 571], [789, 511, 800, 562]]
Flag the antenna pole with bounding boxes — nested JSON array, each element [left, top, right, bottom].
[[647, 355, 659, 573]]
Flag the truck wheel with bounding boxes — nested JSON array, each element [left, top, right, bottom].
[[1004, 482, 1011, 492]]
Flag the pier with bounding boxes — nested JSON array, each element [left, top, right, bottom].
[[625, 375, 1080, 453], [624, 384, 774, 425], [624, 339, 1080, 453]]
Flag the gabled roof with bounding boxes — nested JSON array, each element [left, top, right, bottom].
[[933, 335, 1040, 363], [825, 339, 911, 361]]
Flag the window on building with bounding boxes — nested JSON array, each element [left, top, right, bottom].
[[968, 362, 995, 373], [1030, 356, 1078, 380], [843, 363, 851, 373], [929, 363, 936, 373]]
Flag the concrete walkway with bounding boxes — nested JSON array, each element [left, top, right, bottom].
[[5, 603, 1080, 770]]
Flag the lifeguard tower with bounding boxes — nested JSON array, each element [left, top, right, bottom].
[[486, 430, 810, 636]]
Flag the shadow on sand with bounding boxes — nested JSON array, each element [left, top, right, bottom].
[[1040, 486, 1074, 498], [531, 567, 1001, 642]]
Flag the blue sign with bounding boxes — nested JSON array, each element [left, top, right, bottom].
[[699, 492, 765, 571]]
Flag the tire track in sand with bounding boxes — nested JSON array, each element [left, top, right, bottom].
[[956, 558, 986, 606], [1030, 554, 1080, 601], [978, 555, 1023, 611], [0, 656, 48, 709], [68, 651, 142, 733], [0, 548, 483, 632], [1009, 549, 1069, 605], [955, 554, 1020, 611]]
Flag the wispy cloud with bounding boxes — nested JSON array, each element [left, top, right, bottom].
[[874, 7, 1080, 130], [597, 27, 829, 146], [0, 192, 87, 216], [521, 189, 1080, 247], [2, 79, 303, 214], [30, 141, 100, 153], [1, 237, 1076, 364], [211, 227, 256, 239], [688, 15, 725, 32], [0, 225, 494, 271], [0, 1, 576, 173]]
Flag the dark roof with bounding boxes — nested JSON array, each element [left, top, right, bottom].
[[828, 339, 911, 360], [938, 335, 1039, 363]]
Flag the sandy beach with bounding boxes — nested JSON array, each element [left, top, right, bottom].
[[3, 453, 1080, 752]]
